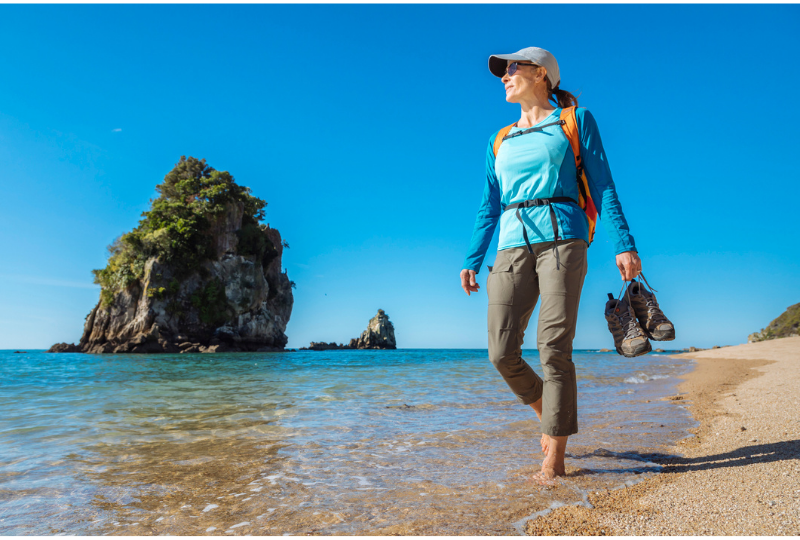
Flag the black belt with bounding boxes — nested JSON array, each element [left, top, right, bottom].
[[503, 197, 577, 269]]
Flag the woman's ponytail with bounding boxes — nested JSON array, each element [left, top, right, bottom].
[[547, 80, 578, 109]]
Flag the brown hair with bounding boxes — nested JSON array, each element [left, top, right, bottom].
[[527, 64, 579, 108], [545, 78, 578, 109]]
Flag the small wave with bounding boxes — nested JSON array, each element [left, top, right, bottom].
[[624, 373, 670, 384]]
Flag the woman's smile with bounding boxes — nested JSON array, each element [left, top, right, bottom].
[[505, 85, 516, 100]]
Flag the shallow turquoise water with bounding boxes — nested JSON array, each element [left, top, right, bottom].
[[0, 349, 694, 534]]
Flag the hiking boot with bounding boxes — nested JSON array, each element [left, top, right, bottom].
[[605, 293, 652, 357], [627, 280, 675, 341]]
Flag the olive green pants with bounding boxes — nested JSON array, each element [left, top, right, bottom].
[[487, 239, 588, 437]]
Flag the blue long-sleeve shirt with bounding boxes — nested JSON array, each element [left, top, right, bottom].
[[463, 107, 636, 273]]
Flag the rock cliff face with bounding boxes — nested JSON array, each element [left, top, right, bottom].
[[348, 309, 397, 350], [52, 205, 293, 354], [748, 303, 800, 343]]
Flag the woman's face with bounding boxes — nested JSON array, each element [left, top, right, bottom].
[[502, 61, 544, 103]]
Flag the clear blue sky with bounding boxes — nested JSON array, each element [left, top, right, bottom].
[[1, 4, 798, 350]]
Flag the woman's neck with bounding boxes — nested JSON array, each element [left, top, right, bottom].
[[516, 98, 556, 128]]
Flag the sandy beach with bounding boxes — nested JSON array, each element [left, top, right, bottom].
[[526, 337, 800, 535]]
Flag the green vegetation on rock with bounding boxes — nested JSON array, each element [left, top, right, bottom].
[[237, 220, 279, 270], [190, 278, 230, 326], [92, 156, 269, 306], [748, 303, 800, 342]]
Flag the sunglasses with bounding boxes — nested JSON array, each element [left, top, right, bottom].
[[506, 62, 538, 76]]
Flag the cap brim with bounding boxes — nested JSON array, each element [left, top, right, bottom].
[[488, 54, 530, 78]]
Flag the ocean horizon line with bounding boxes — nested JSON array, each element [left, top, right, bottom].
[[2, 347, 693, 353]]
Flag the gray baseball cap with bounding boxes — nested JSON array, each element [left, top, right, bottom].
[[489, 47, 560, 88]]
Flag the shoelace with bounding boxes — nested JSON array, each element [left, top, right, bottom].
[[643, 297, 669, 324], [637, 274, 669, 325], [615, 282, 645, 338], [619, 306, 645, 338]]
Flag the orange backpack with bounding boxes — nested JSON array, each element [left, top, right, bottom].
[[492, 106, 598, 245]]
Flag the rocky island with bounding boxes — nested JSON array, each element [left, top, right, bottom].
[[300, 309, 397, 350], [48, 156, 294, 354], [349, 309, 396, 349]]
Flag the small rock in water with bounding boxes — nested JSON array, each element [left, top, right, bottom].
[[206, 527, 216, 532], [203, 504, 219, 512], [230, 522, 250, 529], [348, 309, 397, 349]]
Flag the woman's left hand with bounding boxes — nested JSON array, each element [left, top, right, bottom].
[[616, 251, 642, 281]]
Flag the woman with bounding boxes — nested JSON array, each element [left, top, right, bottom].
[[460, 47, 642, 481]]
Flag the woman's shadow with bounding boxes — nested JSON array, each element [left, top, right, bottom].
[[658, 438, 800, 473], [567, 439, 800, 476]]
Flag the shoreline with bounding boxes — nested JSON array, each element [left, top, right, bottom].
[[526, 336, 800, 535]]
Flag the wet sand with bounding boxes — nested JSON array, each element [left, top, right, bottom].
[[526, 337, 800, 535]]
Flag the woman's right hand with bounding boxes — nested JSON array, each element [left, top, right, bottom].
[[460, 269, 480, 296], [615, 251, 642, 281]]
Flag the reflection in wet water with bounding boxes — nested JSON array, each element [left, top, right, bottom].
[[0, 349, 694, 535]]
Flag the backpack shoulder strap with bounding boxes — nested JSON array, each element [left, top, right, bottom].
[[492, 124, 516, 157], [559, 106, 598, 244], [559, 106, 582, 170]]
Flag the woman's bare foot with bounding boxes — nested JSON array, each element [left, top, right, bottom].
[[528, 402, 569, 483], [541, 452, 566, 477], [530, 460, 563, 486], [530, 468, 560, 486], [537, 435, 568, 482]]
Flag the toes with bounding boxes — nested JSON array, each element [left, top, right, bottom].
[[530, 470, 558, 486], [540, 434, 550, 455]]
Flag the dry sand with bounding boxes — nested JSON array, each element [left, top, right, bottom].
[[526, 336, 800, 535]]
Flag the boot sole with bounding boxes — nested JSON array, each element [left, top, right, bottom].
[[616, 339, 652, 358], [648, 329, 675, 341]]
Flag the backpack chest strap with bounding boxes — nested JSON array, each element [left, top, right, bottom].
[[501, 119, 566, 141]]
